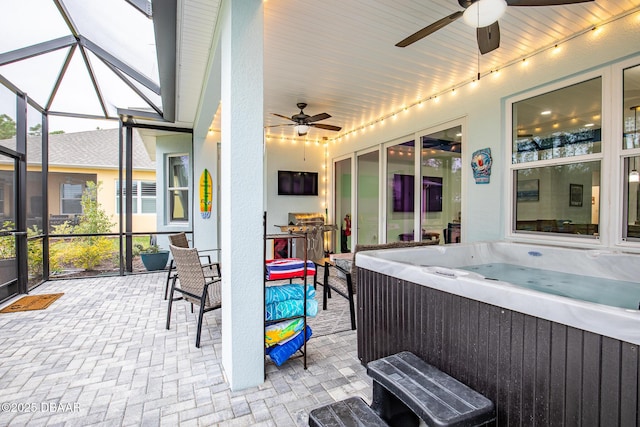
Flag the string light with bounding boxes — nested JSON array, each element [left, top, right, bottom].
[[263, 7, 638, 144]]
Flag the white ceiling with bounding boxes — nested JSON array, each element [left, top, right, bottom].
[[176, 0, 640, 141]]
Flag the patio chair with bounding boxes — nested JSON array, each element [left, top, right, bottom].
[[164, 232, 221, 300], [166, 244, 222, 348], [321, 240, 440, 330]]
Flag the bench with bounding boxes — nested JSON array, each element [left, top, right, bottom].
[[367, 352, 495, 427]]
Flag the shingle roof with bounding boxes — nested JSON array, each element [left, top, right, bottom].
[[0, 128, 155, 170]]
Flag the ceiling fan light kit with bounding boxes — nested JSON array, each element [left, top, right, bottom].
[[295, 124, 310, 136], [462, 0, 507, 28], [395, 0, 594, 55], [269, 103, 342, 137]]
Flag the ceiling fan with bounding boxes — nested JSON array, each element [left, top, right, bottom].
[[269, 103, 342, 136], [396, 0, 594, 55]]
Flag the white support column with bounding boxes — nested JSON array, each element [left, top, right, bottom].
[[220, 0, 264, 390]]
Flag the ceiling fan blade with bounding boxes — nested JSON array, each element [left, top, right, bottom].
[[506, 0, 593, 5], [272, 113, 295, 121], [265, 123, 294, 128], [396, 11, 464, 47], [306, 112, 331, 123], [477, 21, 500, 55], [311, 123, 342, 132]]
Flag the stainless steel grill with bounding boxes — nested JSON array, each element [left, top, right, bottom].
[[275, 213, 336, 260]]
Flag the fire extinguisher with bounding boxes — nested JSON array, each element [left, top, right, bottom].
[[343, 214, 351, 237]]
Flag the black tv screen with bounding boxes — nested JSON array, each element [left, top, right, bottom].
[[278, 170, 318, 196], [392, 174, 442, 212]]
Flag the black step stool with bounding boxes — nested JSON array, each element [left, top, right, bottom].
[[309, 396, 388, 427], [367, 351, 495, 427]]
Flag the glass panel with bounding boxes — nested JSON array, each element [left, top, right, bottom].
[[421, 127, 462, 244], [387, 141, 415, 243], [0, 84, 17, 150], [514, 161, 600, 237], [87, 50, 161, 117], [625, 156, 640, 239], [27, 104, 44, 232], [334, 158, 351, 253], [169, 155, 189, 188], [169, 190, 189, 222], [141, 181, 156, 196], [357, 151, 379, 245], [63, 0, 159, 84], [49, 48, 105, 116], [0, 0, 70, 52], [623, 65, 640, 149], [0, 48, 70, 109], [0, 169, 16, 227], [512, 78, 602, 164], [141, 198, 156, 214], [168, 154, 189, 223]]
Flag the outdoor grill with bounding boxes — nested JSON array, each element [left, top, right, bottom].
[[275, 213, 336, 260]]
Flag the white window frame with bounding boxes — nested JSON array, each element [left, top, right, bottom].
[[613, 56, 640, 249], [115, 180, 156, 214], [167, 153, 190, 223], [505, 67, 612, 248], [60, 182, 83, 215]]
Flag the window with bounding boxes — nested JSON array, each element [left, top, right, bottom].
[[61, 183, 83, 214], [167, 154, 189, 222], [622, 65, 640, 241], [510, 77, 602, 238], [116, 180, 156, 214]]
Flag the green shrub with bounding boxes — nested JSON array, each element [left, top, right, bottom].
[[56, 236, 113, 270]]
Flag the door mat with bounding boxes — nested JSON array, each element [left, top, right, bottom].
[[0, 293, 64, 313]]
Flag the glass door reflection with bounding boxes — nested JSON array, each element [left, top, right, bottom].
[[420, 125, 462, 244], [357, 150, 379, 245], [334, 158, 352, 253], [386, 140, 414, 242]]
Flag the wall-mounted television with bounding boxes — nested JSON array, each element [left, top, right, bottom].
[[278, 170, 318, 196], [392, 174, 442, 212]]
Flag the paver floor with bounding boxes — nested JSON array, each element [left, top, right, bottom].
[[0, 273, 370, 426]]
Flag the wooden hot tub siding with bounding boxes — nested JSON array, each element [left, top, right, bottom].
[[357, 269, 640, 426]]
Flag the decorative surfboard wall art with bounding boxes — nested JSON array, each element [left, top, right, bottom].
[[200, 169, 213, 219]]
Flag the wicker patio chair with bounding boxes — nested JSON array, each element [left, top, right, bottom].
[[166, 244, 222, 348], [321, 240, 440, 330], [164, 232, 221, 300]]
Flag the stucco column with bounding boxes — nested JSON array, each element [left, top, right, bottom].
[[220, 0, 264, 389]]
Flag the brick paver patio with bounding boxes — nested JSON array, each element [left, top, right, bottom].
[[0, 273, 370, 426]]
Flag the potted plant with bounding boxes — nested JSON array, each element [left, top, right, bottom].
[[136, 244, 170, 271]]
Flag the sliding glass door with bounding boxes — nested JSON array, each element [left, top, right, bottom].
[[334, 158, 352, 253], [386, 140, 415, 242], [357, 150, 379, 245], [420, 125, 462, 244]]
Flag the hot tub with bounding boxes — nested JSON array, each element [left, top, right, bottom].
[[355, 241, 640, 425]]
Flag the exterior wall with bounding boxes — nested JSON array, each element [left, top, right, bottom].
[[154, 133, 192, 249], [47, 166, 156, 233], [192, 132, 219, 257], [358, 269, 640, 426], [264, 141, 328, 254], [327, 13, 640, 245]]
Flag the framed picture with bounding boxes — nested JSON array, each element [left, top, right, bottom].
[[273, 238, 290, 259], [517, 179, 539, 202], [570, 184, 583, 207]]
